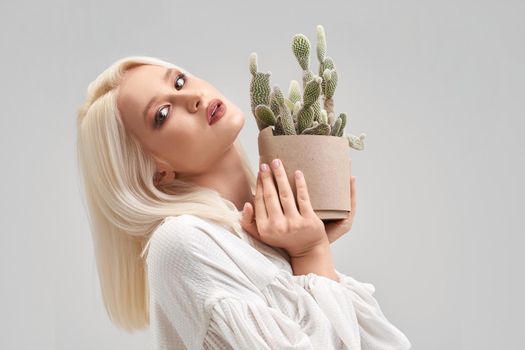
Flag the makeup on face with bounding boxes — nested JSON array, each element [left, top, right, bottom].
[[207, 98, 227, 125]]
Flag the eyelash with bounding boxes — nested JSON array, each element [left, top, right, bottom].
[[153, 73, 187, 129]]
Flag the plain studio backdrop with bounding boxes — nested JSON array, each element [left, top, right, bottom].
[[1, 0, 523, 349]]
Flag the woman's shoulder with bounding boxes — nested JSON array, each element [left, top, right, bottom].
[[152, 213, 203, 236], [146, 214, 282, 298], [148, 214, 234, 253], [146, 214, 219, 268]]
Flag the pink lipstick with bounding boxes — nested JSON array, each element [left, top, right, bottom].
[[207, 99, 226, 125]]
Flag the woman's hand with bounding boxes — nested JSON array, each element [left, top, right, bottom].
[[324, 174, 357, 244], [240, 158, 328, 259]]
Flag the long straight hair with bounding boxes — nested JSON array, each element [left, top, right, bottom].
[[76, 56, 256, 332]]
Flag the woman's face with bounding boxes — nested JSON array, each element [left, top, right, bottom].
[[116, 64, 245, 176]]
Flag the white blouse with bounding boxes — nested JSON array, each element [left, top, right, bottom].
[[146, 214, 412, 350]]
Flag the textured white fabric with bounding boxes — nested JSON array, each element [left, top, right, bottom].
[[146, 214, 412, 350]]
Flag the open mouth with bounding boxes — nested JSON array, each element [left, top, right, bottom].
[[207, 99, 227, 125]]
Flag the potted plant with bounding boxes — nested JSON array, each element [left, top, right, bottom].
[[249, 24, 366, 220]]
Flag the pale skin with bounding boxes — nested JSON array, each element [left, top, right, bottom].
[[116, 64, 254, 212], [116, 64, 357, 282]]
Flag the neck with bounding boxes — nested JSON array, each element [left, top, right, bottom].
[[177, 145, 254, 212]]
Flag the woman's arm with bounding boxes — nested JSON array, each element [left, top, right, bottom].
[[290, 241, 340, 282]]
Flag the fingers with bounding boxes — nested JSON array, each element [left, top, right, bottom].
[[254, 172, 268, 222], [259, 162, 284, 219], [269, 159, 300, 217], [241, 202, 261, 241], [294, 170, 315, 216]]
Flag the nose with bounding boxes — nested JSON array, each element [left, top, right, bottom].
[[175, 89, 204, 113]]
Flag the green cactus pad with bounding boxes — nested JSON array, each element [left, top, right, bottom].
[[287, 80, 302, 104], [319, 109, 328, 124], [249, 52, 258, 76], [280, 111, 296, 135], [292, 101, 302, 116], [303, 76, 322, 108], [292, 34, 311, 70], [322, 68, 332, 82], [301, 122, 331, 135], [312, 99, 321, 122], [269, 89, 280, 117], [284, 97, 295, 113], [346, 133, 366, 150], [319, 55, 335, 78], [337, 112, 347, 137], [302, 69, 314, 89], [325, 70, 338, 98], [272, 85, 285, 107], [271, 86, 295, 134], [323, 56, 335, 70], [316, 25, 326, 62], [250, 72, 271, 115], [297, 106, 315, 134], [255, 104, 276, 129], [331, 116, 342, 136]]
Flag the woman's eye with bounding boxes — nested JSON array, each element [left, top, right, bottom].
[[174, 73, 187, 90], [154, 106, 169, 128], [153, 73, 187, 129]]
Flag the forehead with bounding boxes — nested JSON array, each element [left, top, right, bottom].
[[119, 64, 166, 102], [117, 64, 168, 125]]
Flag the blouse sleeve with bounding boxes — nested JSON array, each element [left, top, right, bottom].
[[203, 296, 315, 350], [291, 269, 412, 350], [147, 215, 279, 349]]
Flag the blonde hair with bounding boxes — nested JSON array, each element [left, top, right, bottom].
[[76, 56, 256, 332]]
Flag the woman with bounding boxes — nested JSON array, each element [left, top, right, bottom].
[[76, 56, 412, 349]]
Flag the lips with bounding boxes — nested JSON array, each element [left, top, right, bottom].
[[207, 98, 226, 125]]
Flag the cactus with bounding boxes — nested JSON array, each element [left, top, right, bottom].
[[302, 122, 331, 135], [331, 116, 342, 136], [248, 24, 366, 150], [273, 86, 296, 135], [269, 88, 280, 117], [287, 80, 302, 104], [334, 112, 347, 137], [254, 105, 276, 129], [346, 133, 366, 150], [292, 34, 311, 71], [302, 76, 322, 108], [297, 106, 315, 134]]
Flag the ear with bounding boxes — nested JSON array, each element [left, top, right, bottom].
[[152, 155, 177, 186]]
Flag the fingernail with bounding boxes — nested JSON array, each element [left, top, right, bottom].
[[260, 163, 269, 172], [271, 159, 280, 169], [295, 170, 303, 179]]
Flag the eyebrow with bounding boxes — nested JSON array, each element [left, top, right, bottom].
[[142, 67, 178, 124]]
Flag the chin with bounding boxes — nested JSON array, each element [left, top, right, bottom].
[[238, 111, 246, 129], [228, 105, 245, 130]]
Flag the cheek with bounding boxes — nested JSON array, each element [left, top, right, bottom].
[[163, 129, 209, 166]]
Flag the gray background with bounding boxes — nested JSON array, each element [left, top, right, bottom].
[[1, 0, 523, 349]]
